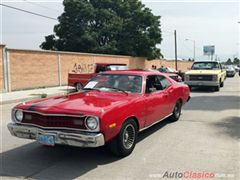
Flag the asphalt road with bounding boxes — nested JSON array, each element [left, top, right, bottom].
[[1, 76, 239, 180]]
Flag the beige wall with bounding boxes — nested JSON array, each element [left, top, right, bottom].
[[0, 46, 193, 91], [9, 50, 59, 90], [0, 45, 4, 91], [60, 53, 132, 85]]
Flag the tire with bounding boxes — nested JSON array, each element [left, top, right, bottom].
[[109, 119, 137, 157], [75, 83, 83, 91], [220, 80, 224, 87], [188, 86, 192, 91], [169, 100, 182, 122], [214, 85, 220, 91]]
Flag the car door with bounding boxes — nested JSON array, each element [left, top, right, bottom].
[[157, 75, 176, 116], [144, 75, 168, 127]]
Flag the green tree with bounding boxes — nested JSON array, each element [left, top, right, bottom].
[[226, 58, 232, 65], [233, 57, 240, 65], [40, 0, 163, 59]]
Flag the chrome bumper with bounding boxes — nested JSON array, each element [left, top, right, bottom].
[[184, 81, 219, 87], [7, 123, 105, 148]]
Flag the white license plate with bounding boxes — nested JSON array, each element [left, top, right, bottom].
[[36, 134, 55, 146]]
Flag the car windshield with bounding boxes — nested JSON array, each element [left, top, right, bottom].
[[84, 74, 142, 94], [107, 65, 128, 70], [226, 66, 234, 70], [191, 62, 220, 70]]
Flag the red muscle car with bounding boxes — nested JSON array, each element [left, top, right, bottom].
[[8, 70, 190, 157]]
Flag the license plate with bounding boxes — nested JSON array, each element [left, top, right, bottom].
[[36, 134, 55, 146]]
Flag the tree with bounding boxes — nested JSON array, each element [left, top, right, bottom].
[[226, 58, 232, 65], [233, 57, 240, 65], [40, 0, 163, 59]]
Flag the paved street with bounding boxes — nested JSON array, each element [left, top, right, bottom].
[[1, 76, 239, 180]]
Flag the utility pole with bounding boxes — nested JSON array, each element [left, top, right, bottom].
[[174, 30, 178, 70]]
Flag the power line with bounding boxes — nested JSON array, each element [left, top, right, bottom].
[[23, 0, 62, 13], [0, 3, 58, 21]]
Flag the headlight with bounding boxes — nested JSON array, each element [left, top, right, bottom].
[[85, 116, 99, 131], [212, 75, 218, 81], [14, 109, 23, 122]]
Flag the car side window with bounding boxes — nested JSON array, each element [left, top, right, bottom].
[[158, 76, 171, 90], [146, 75, 163, 93]]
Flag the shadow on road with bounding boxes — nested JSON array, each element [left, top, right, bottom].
[[183, 95, 240, 111], [190, 87, 216, 93], [211, 116, 240, 140], [0, 118, 171, 179]]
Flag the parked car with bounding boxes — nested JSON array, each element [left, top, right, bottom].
[[157, 67, 183, 82], [163, 73, 182, 82], [8, 70, 190, 157], [225, 66, 236, 77], [68, 63, 127, 91], [184, 61, 226, 91], [233, 65, 240, 72]]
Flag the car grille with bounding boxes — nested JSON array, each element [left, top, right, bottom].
[[21, 112, 87, 129], [189, 75, 213, 81]]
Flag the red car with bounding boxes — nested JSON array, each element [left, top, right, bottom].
[[68, 63, 127, 91], [8, 70, 190, 157]]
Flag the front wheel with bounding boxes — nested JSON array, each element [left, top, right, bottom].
[[214, 85, 220, 91], [75, 83, 83, 91], [220, 80, 224, 87], [169, 100, 182, 122], [109, 119, 137, 157]]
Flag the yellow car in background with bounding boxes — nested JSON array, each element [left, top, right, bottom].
[[184, 61, 226, 91]]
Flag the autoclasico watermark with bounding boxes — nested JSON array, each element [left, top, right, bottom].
[[149, 171, 235, 179]]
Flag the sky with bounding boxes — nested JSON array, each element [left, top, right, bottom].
[[0, 0, 239, 61]]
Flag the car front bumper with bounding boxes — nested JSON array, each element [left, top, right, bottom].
[[226, 72, 235, 76], [184, 81, 219, 87], [7, 123, 105, 148]]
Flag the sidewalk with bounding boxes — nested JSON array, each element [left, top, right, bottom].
[[1, 86, 75, 105]]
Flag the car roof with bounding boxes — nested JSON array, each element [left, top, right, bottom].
[[95, 63, 127, 65], [102, 69, 164, 76], [194, 61, 219, 63]]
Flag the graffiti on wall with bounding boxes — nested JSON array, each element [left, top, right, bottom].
[[72, 63, 94, 73]]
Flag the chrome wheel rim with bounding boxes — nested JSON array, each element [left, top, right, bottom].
[[122, 124, 135, 149]]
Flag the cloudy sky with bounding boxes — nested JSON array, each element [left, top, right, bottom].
[[0, 0, 239, 61]]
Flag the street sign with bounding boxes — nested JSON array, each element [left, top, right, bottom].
[[203, 45, 215, 56]]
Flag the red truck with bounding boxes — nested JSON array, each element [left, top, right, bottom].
[[68, 63, 127, 91]]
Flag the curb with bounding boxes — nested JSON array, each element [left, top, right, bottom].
[[1, 93, 65, 105], [1, 96, 40, 105]]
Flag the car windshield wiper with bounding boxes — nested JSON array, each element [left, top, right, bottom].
[[104, 86, 128, 95], [82, 88, 101, 92]]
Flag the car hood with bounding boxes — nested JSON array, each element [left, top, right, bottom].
[[185, 69, 222, 75], [16, 91, 138, 117]]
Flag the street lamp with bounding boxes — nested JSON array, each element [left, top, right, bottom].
[[185, 39, 196, 61]]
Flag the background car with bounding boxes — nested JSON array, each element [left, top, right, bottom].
[[226, 65, 236, 77], [157, 67, 183, 82]]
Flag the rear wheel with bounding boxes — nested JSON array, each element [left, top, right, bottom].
[[75, 83, 83, 91], [169, 100, 182, 122], [109, 119, 137, 157]]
